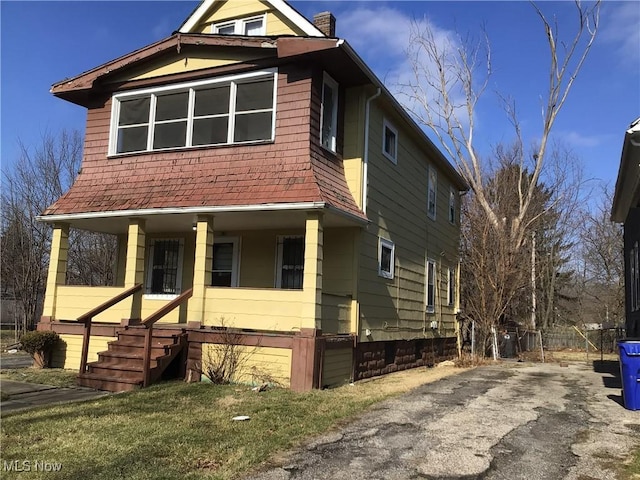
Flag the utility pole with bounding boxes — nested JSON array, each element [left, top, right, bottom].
[[531, 231, 536, 330]]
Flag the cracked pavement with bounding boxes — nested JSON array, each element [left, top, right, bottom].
[[249, 361, 639, 480]]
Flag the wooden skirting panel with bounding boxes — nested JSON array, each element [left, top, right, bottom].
[[355, 337, 457, 381]]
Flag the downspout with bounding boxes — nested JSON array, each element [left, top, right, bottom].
[[362, 88, 381, 212]]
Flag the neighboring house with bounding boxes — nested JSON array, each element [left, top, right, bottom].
[[612, 118, 640, 339], [38, 0, 468, 392]]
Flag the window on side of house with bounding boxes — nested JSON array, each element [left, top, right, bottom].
[[447, 267, 455, 306], [276, 236, 305, 289], [382, 119, 398, 164], [211, 237, 240, 287], [320, 73, 339, 153], [378, 237, 395, 280], [147, 239, 183, 296], [632, 242, 640, 311], [449, 187, 456, 224], [426, 259, 436, 312], [212, 15, 266, 35], [427, 166, 437, 220], [111, 70, 276, 155]]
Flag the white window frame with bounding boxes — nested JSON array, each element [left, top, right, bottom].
[[109, 69, 277, 156], [275, 235, 305, 289], [447, 267, 455, 306], [320, 72, 339, 153], [382, 118, 398, 164], [211, 236, 241, 287], [212, 14, 266, 35], [378, 237, 395, 280], [428, 166, 437, 220], [426, 258, 436, 313], [145, 238, 185, 299], [449, 187, 456, 224]]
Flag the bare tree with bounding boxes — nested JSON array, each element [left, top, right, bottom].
[[399, 1, 599, 332], [576, 185, 624, 326], [1, 130, 117, 334]]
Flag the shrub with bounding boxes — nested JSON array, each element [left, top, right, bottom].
[[20, 331, 60, 368]]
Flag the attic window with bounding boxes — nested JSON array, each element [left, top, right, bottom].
[[110, 69, 277, 155], [212, 14, 266, 35]]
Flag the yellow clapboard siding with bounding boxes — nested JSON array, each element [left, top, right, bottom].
[[202, 344, 291, 386], [54, 286, 128, 322], [52, 334, 116, 370], [322, 348, 352, 387], [203, 288, 304, 331], [358, 102, 461, 342]]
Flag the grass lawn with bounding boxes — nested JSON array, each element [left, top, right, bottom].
[[1, 368, 78, 388], [1, 366, 462, 479]]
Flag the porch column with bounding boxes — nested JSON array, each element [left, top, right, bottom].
[[302, 212, 323, 330], [122, 218, 146, 323], [41, 223, 69, 321], [188, 215, 214, 325]]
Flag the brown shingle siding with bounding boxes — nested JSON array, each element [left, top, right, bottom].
[[44, 63, 364, 221]]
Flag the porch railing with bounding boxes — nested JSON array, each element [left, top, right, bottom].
[[78, 284, 143, 374], [140, 288, 193, 387]]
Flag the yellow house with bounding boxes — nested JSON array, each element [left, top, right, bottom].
[[38, 0, 468, 392]]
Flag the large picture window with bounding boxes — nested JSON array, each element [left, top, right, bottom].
[[110, 70, 277, 155]]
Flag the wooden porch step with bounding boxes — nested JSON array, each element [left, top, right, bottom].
[[77, 372, 141, 392]]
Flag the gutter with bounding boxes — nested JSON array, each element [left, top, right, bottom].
[[37, 201, 369, 225], [337, 40, 469, 192], [362, 88, 382, 213]]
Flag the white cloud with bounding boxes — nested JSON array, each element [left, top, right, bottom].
[[335, 6, 473, 131], [559, 130, 607, 148], [601, 2, 640, 68]]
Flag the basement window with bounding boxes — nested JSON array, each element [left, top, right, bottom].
[[110, 69, 277, 155]]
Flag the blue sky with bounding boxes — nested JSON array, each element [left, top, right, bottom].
[[1, 1, 638, 189]]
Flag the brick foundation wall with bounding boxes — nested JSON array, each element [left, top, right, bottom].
[[355, 337, 457, 381]]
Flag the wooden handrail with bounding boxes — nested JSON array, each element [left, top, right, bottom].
[[78, 284, 143, 323], [141, 288, 193, 387], [78, 284, 143, 374]]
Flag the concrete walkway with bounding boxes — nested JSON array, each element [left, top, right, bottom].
[[0, 379, 109, 415]]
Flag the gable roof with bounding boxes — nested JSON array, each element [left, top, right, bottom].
[[178, 0, 324, 37], [611, 118, 640, 222]]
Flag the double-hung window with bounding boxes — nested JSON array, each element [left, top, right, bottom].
[[147, 239, 184, 296], [276, 236, 305, 289], [211, 237, 240, 287], [427, 166, 437, 220], [378, 237, 395, 280], [449, 187, 456, 224], [426, 259, 436, 312], [320, 73, 338, 152], [382, 119, 398, 163], [212, 15, 266, 35], [110, 70, 277, 155], [447, 267, 455, 306]]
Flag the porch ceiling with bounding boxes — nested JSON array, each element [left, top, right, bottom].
[[51, 207, 364, 234]]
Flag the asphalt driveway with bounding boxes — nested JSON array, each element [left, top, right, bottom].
[[251, 361, 639, 480]]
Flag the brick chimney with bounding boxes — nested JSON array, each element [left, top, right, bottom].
[[313, 11, 336, 37]]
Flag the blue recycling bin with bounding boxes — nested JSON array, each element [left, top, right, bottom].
[[618, 340, 640, 411]]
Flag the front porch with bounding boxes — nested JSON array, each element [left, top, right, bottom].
[[40, 208, 363, 391]]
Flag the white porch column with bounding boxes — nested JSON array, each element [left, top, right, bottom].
[[42, 223, 69, 321], [302, 212, 323, 331], [188, 215, 214, 324], [123, 218, 146, 322]]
